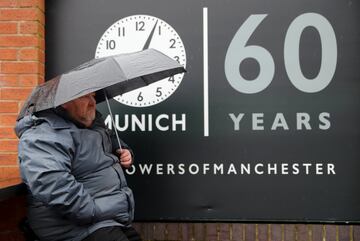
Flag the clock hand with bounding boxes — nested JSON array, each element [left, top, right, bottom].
[[142, 20, 158, 50]]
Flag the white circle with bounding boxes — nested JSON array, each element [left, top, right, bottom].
[[95, 15, 186, 107]]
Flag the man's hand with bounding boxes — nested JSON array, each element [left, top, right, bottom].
[[116, 149, 132, 168]]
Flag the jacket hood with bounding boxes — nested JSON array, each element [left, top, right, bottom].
[[15, 109, 73, 138], [15, 115, 38, 138]]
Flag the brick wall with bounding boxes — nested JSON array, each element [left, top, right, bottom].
[[131, 223, 360, 241], [0, 1, 358, 241], [0, 0, 44, 189]]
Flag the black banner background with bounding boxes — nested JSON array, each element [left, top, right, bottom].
[[46, 0, 360, 222]]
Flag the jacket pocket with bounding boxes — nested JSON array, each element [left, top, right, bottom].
[[112, 163, 127, 188], [94, 193, 129, 223]]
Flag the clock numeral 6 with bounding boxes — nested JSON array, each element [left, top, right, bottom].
[[225, 13, 337, 94], [137, 92, 144, 101]]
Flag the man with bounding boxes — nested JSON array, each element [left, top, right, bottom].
[[15, 92, 142, 241]]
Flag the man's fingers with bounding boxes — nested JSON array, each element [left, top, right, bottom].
[[121, 151, 130, 157], [121, 157, 131, 163], [117, 149, 132, 167]]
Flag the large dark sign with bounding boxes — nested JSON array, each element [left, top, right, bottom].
[[46, 0, 360, 222]]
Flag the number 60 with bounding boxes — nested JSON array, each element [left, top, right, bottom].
[[224, 13, 337, 94]]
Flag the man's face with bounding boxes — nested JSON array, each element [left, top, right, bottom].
[[61, 92, 96, 127]]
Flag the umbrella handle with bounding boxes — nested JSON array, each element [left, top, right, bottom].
[[104, 90, 122, 152]]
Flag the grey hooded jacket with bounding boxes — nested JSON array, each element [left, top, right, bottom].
[[15, 109, 135, 241]]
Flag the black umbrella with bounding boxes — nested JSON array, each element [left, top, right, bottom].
[[18, 48, 186, 149]]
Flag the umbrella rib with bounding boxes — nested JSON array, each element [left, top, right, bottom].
[[110, 57, 128, 79]]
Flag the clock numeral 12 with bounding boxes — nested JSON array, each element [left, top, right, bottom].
[[136, 21, 145, 31]]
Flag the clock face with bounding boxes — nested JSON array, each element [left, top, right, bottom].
[[95, 14, 186, 107]]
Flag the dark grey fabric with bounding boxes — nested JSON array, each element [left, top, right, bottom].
[[15, 110, 135, 241]]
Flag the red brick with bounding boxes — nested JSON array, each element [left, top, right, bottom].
[[39, 36, 45, 50], [19, 48, 41, 61], [246, 224, 256, 241], [0, 48, 17, 60], [257, 224, 268, 241], [0, 22, 17, 34], [0, 114, 17, 125], [284, 224, 295, 241], [1, 87, 33, 100], [0, 74, 18, 86], [0, 166, 19, 179], [19, 21, 44, 36], [152, 223, 166, 241], [178, 223, 188, 241], [24, 48, 44, 64], [39, 0, 45, 12], [312, 225, 324, 241], [0, 36, 39, 47], [271, 224, 283, 241], [18, 0, 45, 11], [339, 225, 350, 241], [0, 177, 21, 189], [206, 223, 219, 241], [38, 62, 44, 76], [39, 49, 45, 63], [0, 139, 18, 151], [1, 61, 39, 74], [19, 74, 41, 86], [38, 9, 45, 25], [326, 225, 337, 241], [232, 224, 244, 241], [142, 223, 154, 240], [296, 224, 308, 241], [137, 223, 150, 241], [164, 223, 179, 240], [0, 0, 17, 7], [0, 8, 40, 21], [0, 101, 18, 113], [195, 223, 206, 241], [354, 226, 360, 241], [0, 127, 16, 138], [19, 21, 37, 33], [0, 153, 18, 165], [220, 223, 232, 241]]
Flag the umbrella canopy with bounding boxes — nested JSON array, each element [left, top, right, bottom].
[[18, 48, 186, 120]]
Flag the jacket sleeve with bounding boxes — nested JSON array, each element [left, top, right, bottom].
[[18, 127, 129, 225]]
